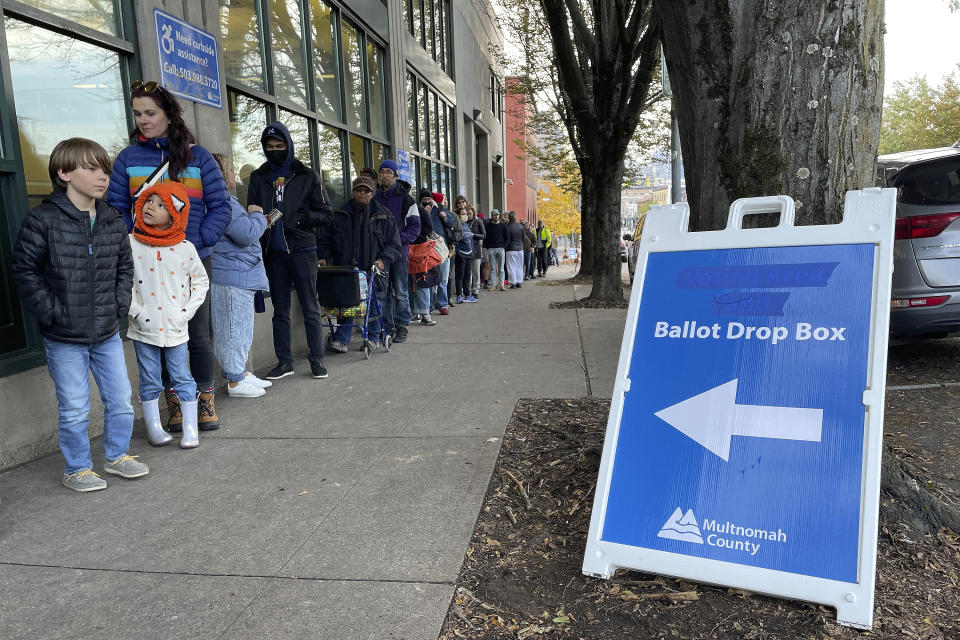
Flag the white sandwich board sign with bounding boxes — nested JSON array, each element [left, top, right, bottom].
[[582, 191, 896, 629]]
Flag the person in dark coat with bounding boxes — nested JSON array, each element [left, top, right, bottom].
[[317, 172, 401, 351], [13, 137, 145, 492], [247, 122, 333, 381], [484, 210, 508, 290], [505, 210, 525, 288], [373, 159, 420, 343]]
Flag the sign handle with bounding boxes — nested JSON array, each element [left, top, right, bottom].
[[726, 196, 796, 230]]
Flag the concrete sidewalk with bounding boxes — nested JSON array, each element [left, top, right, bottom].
[[0, 265, 628, 640]]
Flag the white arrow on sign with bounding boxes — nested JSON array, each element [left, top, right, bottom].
[[654, 379, 823, 461]]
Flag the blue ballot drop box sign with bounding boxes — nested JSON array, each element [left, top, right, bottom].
[[582, 193, 896, 630]]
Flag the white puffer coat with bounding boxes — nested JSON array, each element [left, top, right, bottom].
[[127, 237, 209, 347]]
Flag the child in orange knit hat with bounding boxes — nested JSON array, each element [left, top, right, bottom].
[[128, 182, 209, 449]]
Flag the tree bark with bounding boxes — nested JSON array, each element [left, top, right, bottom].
[[577, 181, 595, 277], [656, 0, 884, 230]]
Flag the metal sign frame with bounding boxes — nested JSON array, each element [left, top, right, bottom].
[[582, 190, 896, 629]]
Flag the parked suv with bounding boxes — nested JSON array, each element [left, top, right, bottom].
[[877, 145, 960, 340]]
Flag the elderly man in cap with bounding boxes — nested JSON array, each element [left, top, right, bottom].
[[373, 159, 420, 344], [318, 170, 400, 351]]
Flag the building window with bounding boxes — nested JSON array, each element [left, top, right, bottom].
[[402, 0, 452, 74], [310, 0, 341, 122], [220, 1, 389, 210], [1, 1, 136, 372], [228, 92, 269, 205], [406, 72, 455, 193], [269, 0, 308, 108], [220, 0, 265, 91]]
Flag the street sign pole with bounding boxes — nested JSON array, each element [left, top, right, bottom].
[[582, 192, 896, 630]]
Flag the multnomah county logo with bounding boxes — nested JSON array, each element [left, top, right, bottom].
[[657, 507, 703, 544]]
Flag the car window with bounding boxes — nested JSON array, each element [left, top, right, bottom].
[[895, 158, 960, 205]]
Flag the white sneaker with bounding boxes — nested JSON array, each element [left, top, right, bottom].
[[244, 371, 272, 388], [228, 379, 266, 398]]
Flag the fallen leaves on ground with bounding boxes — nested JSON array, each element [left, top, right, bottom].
[[438, 398, 960, 640]]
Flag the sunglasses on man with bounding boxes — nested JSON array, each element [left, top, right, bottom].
[[130, 80, 159, 93]]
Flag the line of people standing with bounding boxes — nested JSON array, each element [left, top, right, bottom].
[[12, 80, 553, 493]]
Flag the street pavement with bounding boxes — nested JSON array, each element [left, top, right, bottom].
[[0, 263, 629, 640]]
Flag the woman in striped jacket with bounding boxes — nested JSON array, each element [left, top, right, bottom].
[[107, 81, 232, 434]]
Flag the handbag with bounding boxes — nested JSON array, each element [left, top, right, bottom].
[[429, 232, 448, 264], [408, 239, 443, 274]]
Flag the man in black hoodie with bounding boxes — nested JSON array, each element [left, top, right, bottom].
[[247, 122, 333, 380]]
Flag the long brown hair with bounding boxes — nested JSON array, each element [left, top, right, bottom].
[[130, 84, 195, 182]]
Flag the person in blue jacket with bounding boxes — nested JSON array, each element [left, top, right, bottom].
[[210, 153, 271, 399], [108, 81, 232, 433], [373, 159, 420, 344]]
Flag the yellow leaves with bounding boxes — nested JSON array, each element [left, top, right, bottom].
[[537, 180, 580, 236]]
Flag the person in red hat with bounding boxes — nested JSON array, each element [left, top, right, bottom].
[[128, 182, 209, 449]]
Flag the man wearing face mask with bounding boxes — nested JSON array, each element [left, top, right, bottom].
[[247, 122, 333, 381]]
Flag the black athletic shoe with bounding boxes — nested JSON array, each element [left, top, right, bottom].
[[310, 361, 328, 379], [265, 362, 294, 380], [394, 326, 408, 343]]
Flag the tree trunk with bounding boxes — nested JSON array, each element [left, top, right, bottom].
[[656, 0, 884, 230], [577, 180, 595, 277], [586, 169, 626, 300]]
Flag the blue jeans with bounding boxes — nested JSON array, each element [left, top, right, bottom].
[[382, 259, 411, 331], [433, 257, 450, 308], [266, 249, 325, 366], [211, 284, 255, 382], [43, 332, 134, 474], [134, 340, 195, 403]]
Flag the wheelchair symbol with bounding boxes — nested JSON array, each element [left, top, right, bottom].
[[160, 24, 175, 55]]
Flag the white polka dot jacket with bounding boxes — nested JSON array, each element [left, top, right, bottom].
[[127, 236, 210, 347]]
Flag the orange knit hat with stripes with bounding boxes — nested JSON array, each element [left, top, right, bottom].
[[133, 181, 190, 247]]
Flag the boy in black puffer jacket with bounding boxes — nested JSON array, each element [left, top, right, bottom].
[[13, 138, 146, 492]]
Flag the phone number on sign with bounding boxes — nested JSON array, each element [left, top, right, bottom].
[[162, 63, 219, 90]]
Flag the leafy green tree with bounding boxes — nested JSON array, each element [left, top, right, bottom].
[[879, 71, 960, 154]]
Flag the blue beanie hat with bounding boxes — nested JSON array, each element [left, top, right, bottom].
[[379, 159, 399, 174]]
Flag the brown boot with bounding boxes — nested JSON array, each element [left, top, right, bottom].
[[197, 391, 220, 431], [165, 393, 183, 432]]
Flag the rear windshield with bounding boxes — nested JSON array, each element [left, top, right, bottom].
[[895, 158, 960, 205]]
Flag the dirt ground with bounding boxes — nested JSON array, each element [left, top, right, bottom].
[[439, 377, 959, 639]]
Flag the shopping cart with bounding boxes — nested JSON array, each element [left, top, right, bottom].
[[317, 265, 391, 358]]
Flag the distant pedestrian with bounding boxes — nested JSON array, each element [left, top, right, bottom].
[[521, 220, 535, 280], [374, 159, 420, 343], [534, 220, 552, 277], [466, 205, 485, 298], [454, 208, 475, 303], [410, 189, 437, 325], [484, 210, 508, 290], [128, 182, 209, 449], [429, 191, 456, 315], [210, 153, 270, 399], [247, 122, 333, 380], [505, 211, 525, 288], [13, 138, 145, 492]]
